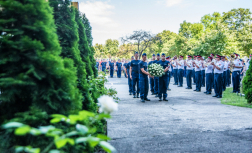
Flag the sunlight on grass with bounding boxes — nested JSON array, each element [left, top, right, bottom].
[[221, 88, 252, 108]]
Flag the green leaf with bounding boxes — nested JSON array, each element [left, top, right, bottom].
[[97, 134, 111, 140], [39, 125, 55, 134], [55, 138, 68, 149], [87, 137, 100, 147], [100, 141, 116, 153], [65, 131, 79, 137], [97, 114, 111, 120], [50, 118, 61, 124], [15, 146, 24, 153], [2, 122, 24, 129], [78, 110, 95, 120], [49, 150, 60, 153], [15, 126, 31, 136], [75, 137, 88, 144], [68, 115, 80, 124], [51, 114, 67, 119], [76, 124, 88, 134], [66, 138, 75, 145], [29, 128, 42, 136]]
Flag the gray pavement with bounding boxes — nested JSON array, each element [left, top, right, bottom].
[[106, 76, 252, 153]]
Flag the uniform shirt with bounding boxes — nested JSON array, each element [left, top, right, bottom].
[[200, 61, 205, 70], [157, 60, 170, 76], [126, 62, 131, 70], [195, 60, 202, 72], [205, 65, 213, 73], [178, 60, 184, 69], [96, 62, 99, 68], [130, 60, 141, 73], [223, 61, 228, 71], [116, 62, 122, 69], [186, 60, 193, 70], [214, 60, 224, 74], [139, 61, 148, 77], [148, 60, 155, 66], [171, 60, 178, 69], [233, 59, 242, 72], [109, 62, 114, 69], [101, 62, 107, 68], [153, 60, 161, 64], [123, 63, 127, 69]]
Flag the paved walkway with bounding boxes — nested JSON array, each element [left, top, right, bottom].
[[107, 77, 252, 153]]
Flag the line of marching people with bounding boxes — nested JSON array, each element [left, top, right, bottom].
[[124, 52, 251, 102]]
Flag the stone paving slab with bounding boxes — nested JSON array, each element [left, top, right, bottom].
[[107, 77, 252, 153]]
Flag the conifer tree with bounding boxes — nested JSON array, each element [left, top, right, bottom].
[[243, 60, 252, 103]]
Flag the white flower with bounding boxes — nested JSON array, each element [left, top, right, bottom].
[[98, 95, 118, 114]]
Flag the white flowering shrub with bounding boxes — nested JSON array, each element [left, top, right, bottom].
[[148, 63, 165, 77]]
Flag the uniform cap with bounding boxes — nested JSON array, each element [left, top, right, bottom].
[[131, 56, 134, 58], [216, 54, 221, 58], [180, 55, 184, 58], [152, 54, 156, 56], [157, 53, 160, 56], [135, 52, 138, 54], [211, 53, 215, 56], [166, 56, 171, 59], [193, 55, 197, 57], [188, 55, 192, 58], [161, 53, 165, 56], [142, 53, 147, 56], [250, 54, 252, 57], [208, 56, 213, 60], [197, 55, 201, 58]]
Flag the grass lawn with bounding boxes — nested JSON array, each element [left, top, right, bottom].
[[221, 88, 252, 108]]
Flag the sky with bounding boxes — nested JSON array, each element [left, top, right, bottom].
[[76, 0, 252, 45]]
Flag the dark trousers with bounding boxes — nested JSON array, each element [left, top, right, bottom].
[[222, 71, 227, 91], [127, 70, 132, 93], [214, 73, 223, 96], [206, 73, 213, 93], [192, 69, 196, 83], [110, 69, 114, 77], [132, 72, 140, 95], [154, 77, 159, 94], [117, 68, 121, 78], [201, 70, 205, 86], [227, 70, 231, 86], [195, 71, 202, 91], [173, 69, 178, 84], [183, 66, 187, 77], [178, 69, 183, 86], [140, 75, 149, 99], [186, 70, 192, 88], [232, 71, 240, 93], [158, 75, 169, 98], [102, 67, 106, 72], [149, 77, 154, 93], [212, 71, 214, 88]]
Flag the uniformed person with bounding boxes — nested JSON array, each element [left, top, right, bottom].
[[171, 56, 178, 85], [157, 53, 170, 101], [109, 60, 114, 78], [231, 53, 243, 93], [148, 54, 156, 95], [210, 53, 216, 89], [212, 55, 224, 98], [153, 53, 161, 97], [96, 59, 99, 70], [126, 57, 134, 95], [130, 52, 141, 98], [193, 55, 202, 92], [166, 56, 172, 91], [222, 56, 228, 91], [123, 61, 128, 78], [201, 57, 206, 87], [177, 55, 184, 87], [139, 53, 152, 102], [101, 59, 107, 72], [116, 59, 122, 78], [185, 55, 193, 89], [226, 58, 231, 87], [192, 55, 197, 85], [204, 57, 214, 95]]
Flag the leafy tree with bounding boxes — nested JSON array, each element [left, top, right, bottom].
[[0, 0, 82, 150], [105, 39, 119, 57]]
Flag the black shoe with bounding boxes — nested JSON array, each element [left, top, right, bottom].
[[137, 94, 140, 98], [196, 90, 201, 92], [167, 89, 171, 91], [217, 96, 222, 98], [151, 92, 155, 95], [155, 94, 159, 97], [173, 83, 178, 85], [144, 98, 150, 101], [133, 94, 136, 98], [159, 98, 162, 101], [178, 85, 182, 87], [206, 92, 211, 95], [163, 98, 168, 101], [212, 95, 217, 97], [186, 87, 190, 89], [129, 93, 132, 95], [141, 99, 145, 103], [193, 89, 197, 91]]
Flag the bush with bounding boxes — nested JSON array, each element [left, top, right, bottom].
[[243, 60, 252, 103]]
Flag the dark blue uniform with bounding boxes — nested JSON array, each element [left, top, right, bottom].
[[123, 63, 127, 78], [153, 60, 160, 94], [96, 62, 99, 69], [109, 62, 114, 77], [126, 62, 133, 94], [139, 61, 149, 99], [157, 60, 170, 99], [101, 62, 107, 72], [131, 60, 141, 95], [116, 62, 122, 78], [148, 61, 155, 94]]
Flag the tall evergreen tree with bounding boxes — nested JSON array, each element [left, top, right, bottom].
[[243, 60, 252, 103], [0, 0, 82, 150]]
